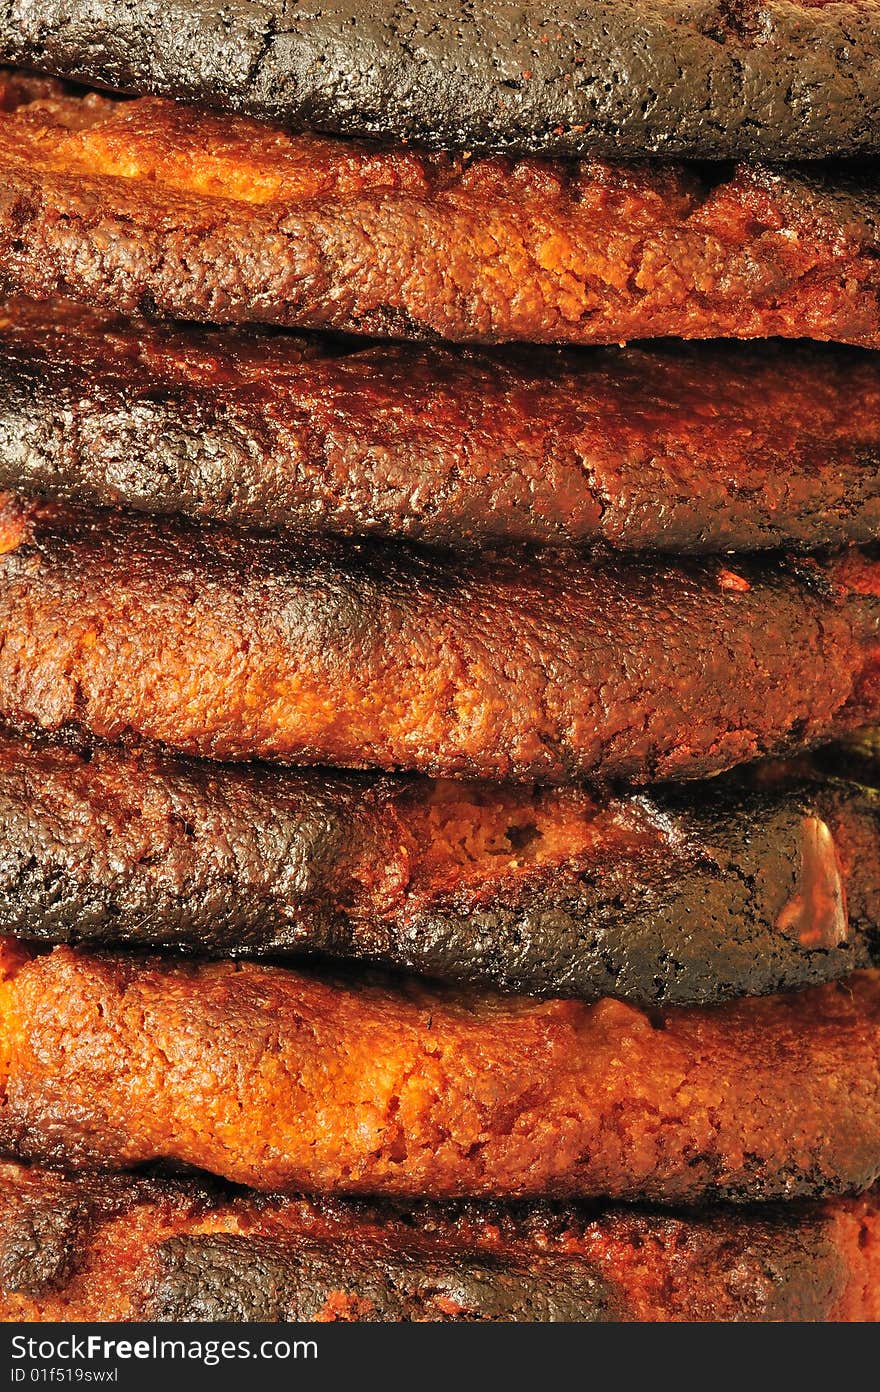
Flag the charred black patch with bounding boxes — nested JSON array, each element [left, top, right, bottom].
[[138, 1233, 615, 1322], [1, 1, 879, 159]]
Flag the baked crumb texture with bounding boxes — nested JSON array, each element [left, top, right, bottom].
[[2, 1162, 880, 1322], [0, 732, 877, 1007], [1, 941, 880, 1203], [2, 3, 880, 1324], [4, 297, 880, 551], [1, 73, 880, 345], [1, 0, 880, 160], [0, 497, 878, 783]]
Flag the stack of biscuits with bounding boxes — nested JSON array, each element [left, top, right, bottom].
[[0, 0, 880, 1323]]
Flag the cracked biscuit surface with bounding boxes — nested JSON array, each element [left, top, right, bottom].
[[4, 298, 880, 551], [0, 733, 877, 1007]]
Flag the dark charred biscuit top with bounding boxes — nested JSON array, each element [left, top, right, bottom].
[[1, 731, 878, 1007], [0, 497, 879, 784], [2, 1163, 879, 1322], [3, 0, 880, 161], [5, 297, 880, 551], [2, 941, 880, 1203], [1, 74, 880, 346]]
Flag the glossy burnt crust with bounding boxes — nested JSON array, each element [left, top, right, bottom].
[[5, 298, 880, 551], [1, 74, 880, 347], [2, 942, 880, 1203], [2, 1162, 879, 1322], [0, 497, 879, 784], [1, 732, 878, 1007], [3, 0, 880, 162]]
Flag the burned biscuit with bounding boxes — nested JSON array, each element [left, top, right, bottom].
[[4, 298, 880, 551], [3, 1162, 878, 1322], [2, 943, 880, 1203], [2, 1, 880, 161], [0, 732, 877, 1006], [1, 75, 879, 345]]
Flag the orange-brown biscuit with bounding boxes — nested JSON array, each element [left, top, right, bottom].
[[2, 941, 880, 1203], [1, 732, 878, 1008], [1, 1162, 878, 1323], [5, 297, 880, 551], [0, 498, 879, 784], [1, 73, 880, 347]]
